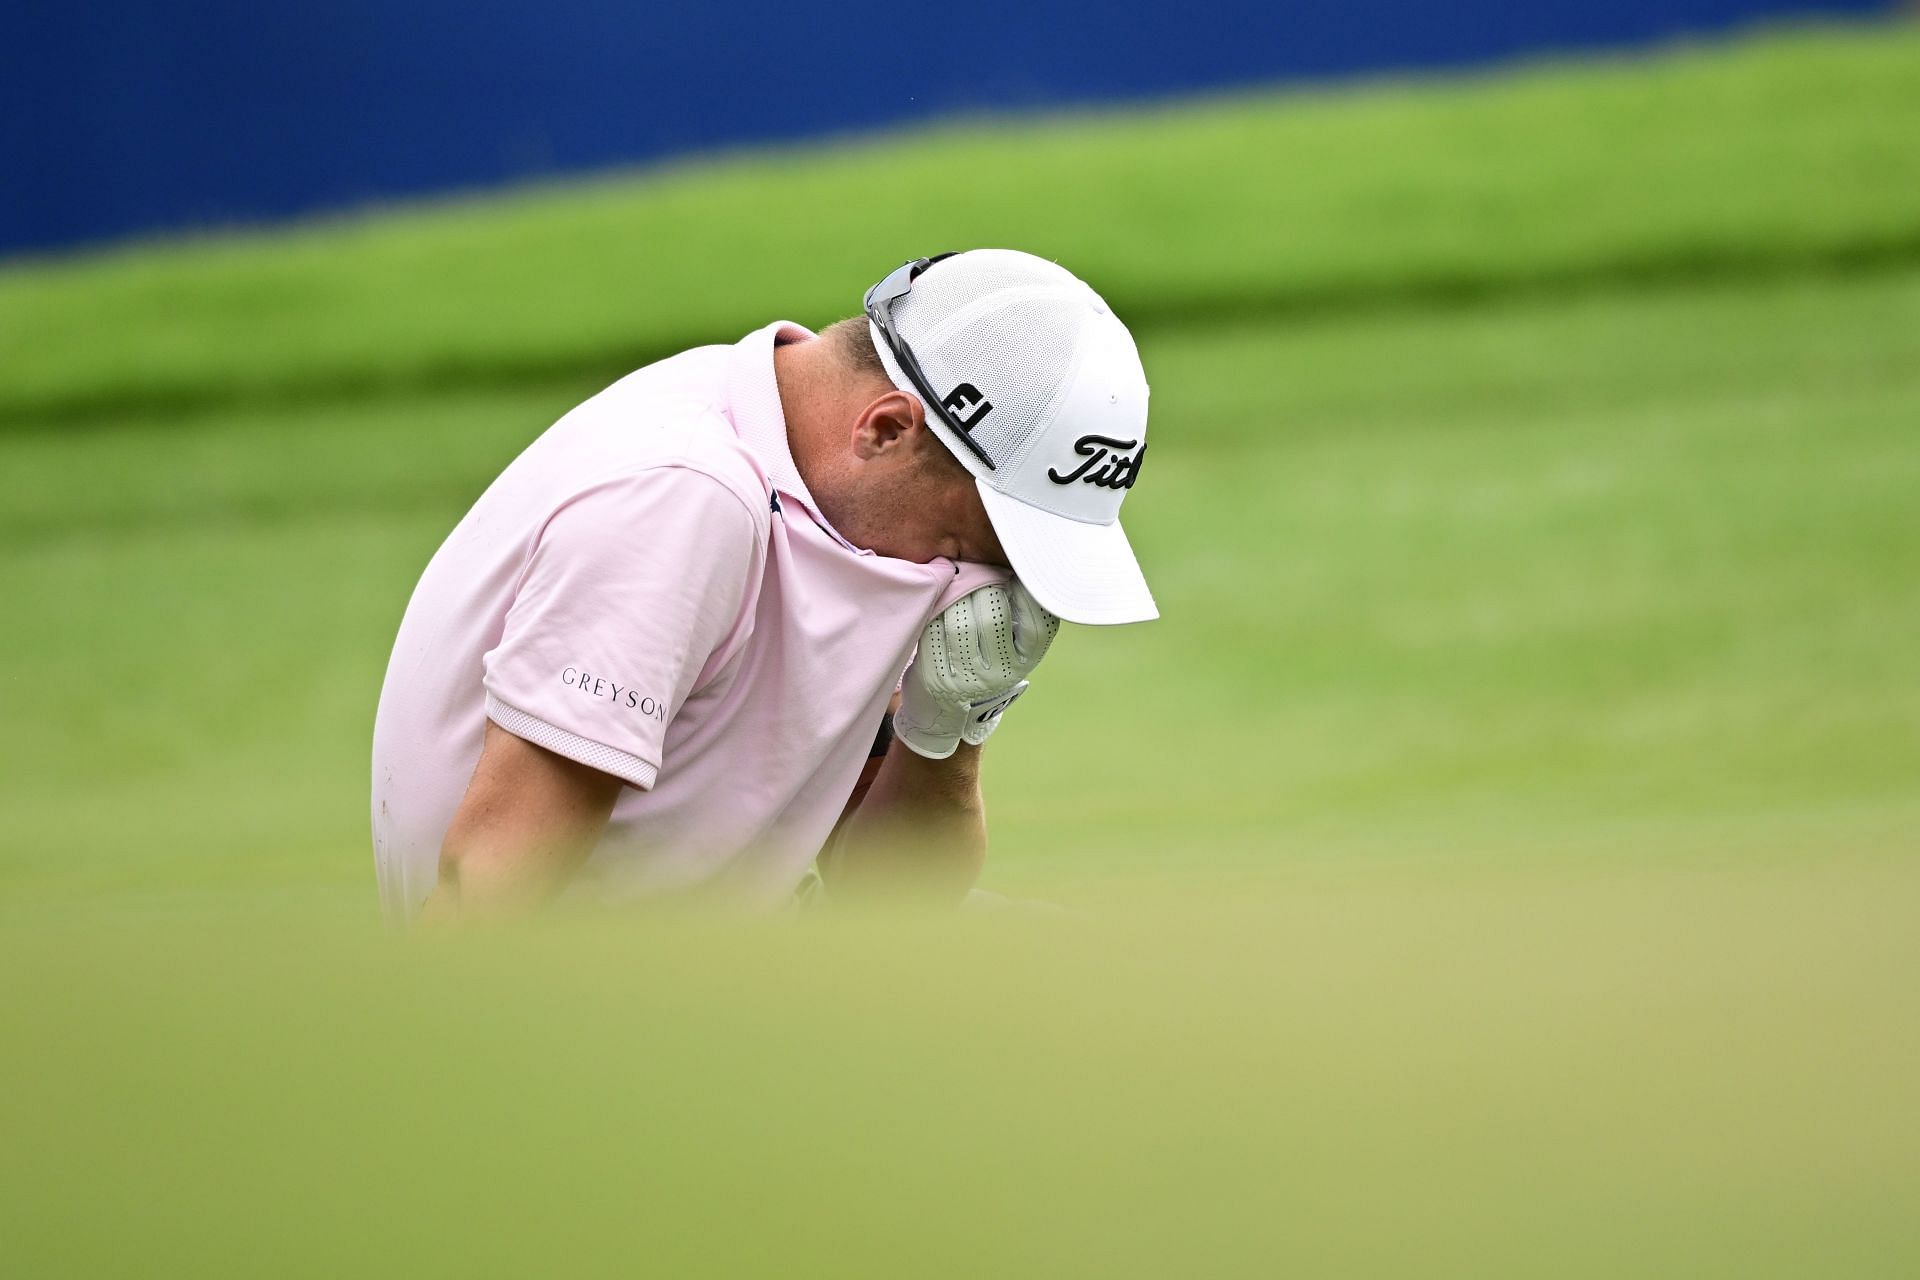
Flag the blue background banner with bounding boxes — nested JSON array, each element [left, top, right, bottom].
[[2, 0, 1889, 257]]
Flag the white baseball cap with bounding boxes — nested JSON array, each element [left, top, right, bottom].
[[864, 249, 1157, 625]]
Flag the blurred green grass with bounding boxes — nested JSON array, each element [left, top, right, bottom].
[[3, 863, 1916, 1277], [2, 24, 1918, 1277]]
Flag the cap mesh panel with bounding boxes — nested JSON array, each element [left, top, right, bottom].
[[894, 254, 1092, 466]]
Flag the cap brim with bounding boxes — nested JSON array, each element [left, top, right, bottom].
[[977, 481, 1159, 625]]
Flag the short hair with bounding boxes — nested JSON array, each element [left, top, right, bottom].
[[824, 315, 968, 476], [824, 315, 891, 385]]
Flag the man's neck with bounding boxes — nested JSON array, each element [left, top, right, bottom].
[[775, 336, 848, 505]]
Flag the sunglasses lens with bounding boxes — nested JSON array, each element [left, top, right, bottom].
[[869, 260, 922, 309]]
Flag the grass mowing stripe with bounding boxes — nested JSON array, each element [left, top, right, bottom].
[[11, 225, 1920, 435]]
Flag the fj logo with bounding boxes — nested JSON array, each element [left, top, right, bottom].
[[941, 382, 993, 432], [1048, 434, 1146, 489]]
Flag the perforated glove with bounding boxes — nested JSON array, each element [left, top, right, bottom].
[[895, 580, 1061, 761]]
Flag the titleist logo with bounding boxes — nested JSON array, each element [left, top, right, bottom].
[[1048, 435, 1146, 489]]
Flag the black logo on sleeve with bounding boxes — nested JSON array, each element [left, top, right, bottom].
[[941, 383, 993, 431], [1048, 435, 1145, 489], [561, 667, 666, 722]]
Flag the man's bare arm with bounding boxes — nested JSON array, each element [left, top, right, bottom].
[[819, 739, 987, 904], [816, 579, 1057, 906], [423, 721, 624, 919]]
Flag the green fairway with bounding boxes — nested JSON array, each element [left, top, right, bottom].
[[2, 23, 1918, 1277], [7, 266, 1916, 899]]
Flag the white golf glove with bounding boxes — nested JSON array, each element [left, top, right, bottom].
[[895, 580, 1061, 760]]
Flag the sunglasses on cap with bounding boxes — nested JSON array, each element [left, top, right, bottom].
[[862, 254, 997, 472]]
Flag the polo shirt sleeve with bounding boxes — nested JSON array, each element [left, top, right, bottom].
[[482, 466, 762, 789]]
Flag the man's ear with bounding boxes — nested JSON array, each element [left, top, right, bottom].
[[851, 390, 923, 462]]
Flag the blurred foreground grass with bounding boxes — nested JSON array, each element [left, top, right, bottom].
[[2, 23, 1918, 1276], [3, 863, 1916, 1276]]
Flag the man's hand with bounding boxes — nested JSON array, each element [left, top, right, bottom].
[[422, 722, 623, 919], [894, 580, 1060, 760]]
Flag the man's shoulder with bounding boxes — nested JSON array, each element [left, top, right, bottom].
[[568, 436, 770, 562], [547, 349, 770, 527], [608, 442, 771, 540]]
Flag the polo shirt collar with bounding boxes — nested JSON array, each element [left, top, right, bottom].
[[727, 320, 865, 553]]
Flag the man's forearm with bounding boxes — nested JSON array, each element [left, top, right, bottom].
[[821, 739, 987, 903], [422, 723, 622, 920]]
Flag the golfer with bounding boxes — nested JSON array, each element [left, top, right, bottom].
[[371, 249, 1155, 919]]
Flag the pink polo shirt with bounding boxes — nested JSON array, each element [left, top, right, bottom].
[[371, 321, 1002, 920]]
